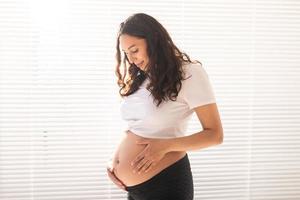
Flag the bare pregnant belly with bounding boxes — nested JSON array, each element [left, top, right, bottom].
[[113, 130, 186, 187]]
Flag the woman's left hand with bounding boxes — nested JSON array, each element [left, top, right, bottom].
[[131, 138, 171, 174]]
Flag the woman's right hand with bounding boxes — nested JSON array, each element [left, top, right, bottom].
[[106, 160, 126, 191]]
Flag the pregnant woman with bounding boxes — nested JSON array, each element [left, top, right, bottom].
[[106, 13, 223, 200]]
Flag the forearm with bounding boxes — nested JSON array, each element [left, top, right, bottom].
[[166, 129, 223, 152]]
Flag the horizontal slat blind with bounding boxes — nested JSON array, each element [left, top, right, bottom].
[[0, 0, 300, 200]]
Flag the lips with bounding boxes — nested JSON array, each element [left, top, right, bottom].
[[136, 61, 143, 67]]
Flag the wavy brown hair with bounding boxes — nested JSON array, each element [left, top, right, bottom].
[[115, 13, 200, 107]]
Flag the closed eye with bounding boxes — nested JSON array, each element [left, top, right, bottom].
[[124, 49, 138, 55]]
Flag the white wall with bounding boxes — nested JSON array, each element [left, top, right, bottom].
[[0, 0, 300, 199]]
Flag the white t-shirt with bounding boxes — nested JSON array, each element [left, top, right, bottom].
[[119, 62, 216, 139]]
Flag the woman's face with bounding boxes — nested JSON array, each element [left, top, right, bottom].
[[119, 34, 149, 71]]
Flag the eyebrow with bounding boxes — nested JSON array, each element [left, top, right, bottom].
[[121, 44, 136, 51]]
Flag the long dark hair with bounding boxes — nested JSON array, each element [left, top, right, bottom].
[[115, 13, 200, 107]]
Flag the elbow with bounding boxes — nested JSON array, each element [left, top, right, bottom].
[[218, 135, 223, 144], [215, 128, 223, 144]]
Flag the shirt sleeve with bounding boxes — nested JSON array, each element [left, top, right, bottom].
[[181, 63, 216, 109]]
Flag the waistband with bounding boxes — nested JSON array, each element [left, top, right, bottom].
[[125, 153, 189, 191]]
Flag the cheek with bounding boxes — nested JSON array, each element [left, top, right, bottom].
[[142, 51, 149, 60]]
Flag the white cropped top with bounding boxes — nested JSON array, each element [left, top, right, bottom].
[[119, 62, 216, 139]]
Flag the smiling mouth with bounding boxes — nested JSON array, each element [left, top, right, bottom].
[[136, 61, 143, 67]]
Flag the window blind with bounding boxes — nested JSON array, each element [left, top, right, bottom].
[[1, 0, 300, 199]]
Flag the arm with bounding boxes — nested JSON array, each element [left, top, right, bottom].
[[166, 103, 223, 152], [131, 103, 223, 173]]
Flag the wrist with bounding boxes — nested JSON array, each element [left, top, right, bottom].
[[165, 137, 177, 153]]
